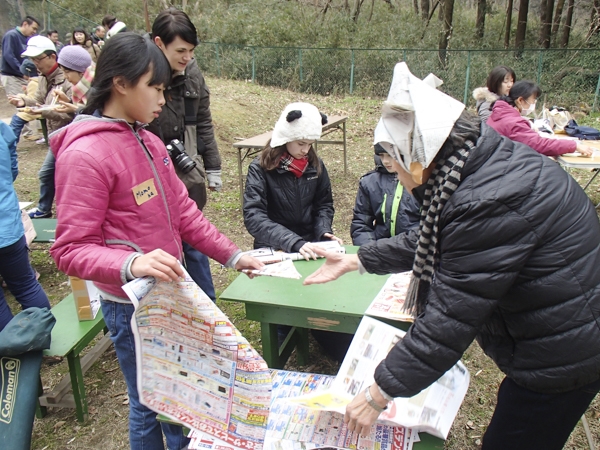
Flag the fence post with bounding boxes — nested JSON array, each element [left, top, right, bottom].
[[593, 73, 600, 113], [251, 47, 256, 83], [299, 48, 303, 82], [215, 43, 221, 77], [350, 49, 355, 95], [403, 49, 407, 61], [536, 50, 544, 85], [463, 50, 471, 106]]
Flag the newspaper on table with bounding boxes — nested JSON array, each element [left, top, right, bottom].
[[242, 241, 345, 264], [284, 316, 470, 441], [365, 272, 414, 323], [241, 259, 302, 280], [122, 269, 271, 450]]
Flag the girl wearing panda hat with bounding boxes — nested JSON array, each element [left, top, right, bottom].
[[243, 102, 342, 258]]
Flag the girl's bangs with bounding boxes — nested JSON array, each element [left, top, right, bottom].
[[147, 43, 172, 87]]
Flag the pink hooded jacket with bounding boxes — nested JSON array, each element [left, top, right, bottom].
[[487, 100, 577, 157], [49, 116, 240, 300]]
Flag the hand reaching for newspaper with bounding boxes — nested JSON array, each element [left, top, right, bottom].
[[131, 249, 184, 282], [303, 247, 359, 285], [576, 142, 594, 157], [323, 232, 343, 245], [235, 254, 264, 279], [345, 384, 388, 436]]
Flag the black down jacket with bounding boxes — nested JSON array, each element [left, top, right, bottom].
[[243, 157, 334, 252], [351, 155, 420, 246], [360, 125, 600, 397]]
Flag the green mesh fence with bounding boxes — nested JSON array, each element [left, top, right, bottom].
[[195, 43, 600, 111]]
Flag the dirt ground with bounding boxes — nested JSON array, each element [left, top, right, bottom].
[[2, 79, 600, 449]]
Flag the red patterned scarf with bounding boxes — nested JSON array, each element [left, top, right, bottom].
[[279, 151, 309, 178]]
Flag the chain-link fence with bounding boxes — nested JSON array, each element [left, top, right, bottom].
[[195, 43, 600, 112]]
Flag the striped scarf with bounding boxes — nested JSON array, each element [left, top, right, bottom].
[[71, 65, 95, 106], [403, 140, 474, 317]]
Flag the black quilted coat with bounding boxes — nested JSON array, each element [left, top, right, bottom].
[[243, 157, 334, 252], [360, 125, 600, 397]]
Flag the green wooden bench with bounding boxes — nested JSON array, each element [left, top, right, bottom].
[[37, 294, 111, 422]]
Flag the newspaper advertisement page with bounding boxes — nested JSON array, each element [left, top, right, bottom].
[[288, 316, 469, 440], [241, 241, 345, 264], [364, 272, 414, 323], [122, 270, 271, 450]]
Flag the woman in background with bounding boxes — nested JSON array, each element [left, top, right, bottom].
[[472, 65, 516, 122], [70, 27, 100, 63]]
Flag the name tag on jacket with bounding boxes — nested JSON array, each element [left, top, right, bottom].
[[132, 179, 158, 205]]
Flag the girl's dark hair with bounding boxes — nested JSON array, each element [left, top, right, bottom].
[[82, 33, 171, 115], [102, 15, 117, 29], [152, 8, 199, 46], [437, 110, 481, 161], [486, 65, 517, 95], [260, 142, 322, 175], [498, 80, 542, 107], [72, 27, 91, 45]]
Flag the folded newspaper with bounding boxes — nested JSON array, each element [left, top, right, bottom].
[[365, 272, 415, 322], [242, 259, 302, 280], [241, 241, 345, 264]]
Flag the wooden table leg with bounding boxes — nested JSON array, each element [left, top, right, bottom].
[[238, 148, 244, 209], [67, 353, 88, 422], [35, 376, 47, 419], [260, 322, 282, 368], [342, 120, 347, 174]]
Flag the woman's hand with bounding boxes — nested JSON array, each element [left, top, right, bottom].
[[130, 249, 183, 282], [576, 142, 594, 158], [344, 384, 388, 437], [303, 248, 359, 285], [53, 89, 70, 103], [323, 232, 343, 245], [8, 95, 24, 107], [55, 101, 78, 114], [235, 255, 264, 279], [298, 242, 323, 261]]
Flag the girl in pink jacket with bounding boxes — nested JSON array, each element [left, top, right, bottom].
[[487, 80, 593, 157], [49, 33, 261, 450]]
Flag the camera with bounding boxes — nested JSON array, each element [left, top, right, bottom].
[[166, 139, 196, 174]]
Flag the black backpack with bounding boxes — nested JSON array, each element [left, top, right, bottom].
[[564, 119, 600, 140]]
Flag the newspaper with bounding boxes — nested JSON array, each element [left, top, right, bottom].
[[242, 259, 302, 280], [122, 270, 271, 450], [287, 316, 469, 440], [242, 241, 345, 264], [364, 272, 414, 322]]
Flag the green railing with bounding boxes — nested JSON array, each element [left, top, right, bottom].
[[195, 43, 600, 111]]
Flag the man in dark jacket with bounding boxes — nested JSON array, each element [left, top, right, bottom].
[[305, 62, 600, 450], [351, 144, 420, 246], [1, 16, 40, 97]]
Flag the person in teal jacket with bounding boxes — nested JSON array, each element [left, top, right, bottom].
[[0, 122, 50, 331]]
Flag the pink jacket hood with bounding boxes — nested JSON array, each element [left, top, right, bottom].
[[487, 100, 576, 157], [50, 115, 239, 300]]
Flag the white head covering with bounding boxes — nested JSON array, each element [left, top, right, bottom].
[[374, 62, 465, 174], [271, 102, 325, 148]]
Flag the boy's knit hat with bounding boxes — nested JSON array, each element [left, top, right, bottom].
[[271, 102, 328, 148], [57, 45, 92, 73], [19, 59, 37, 77]]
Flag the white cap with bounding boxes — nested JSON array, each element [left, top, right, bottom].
[[271, 102, 326, 148], [21, 36, 56, 57]]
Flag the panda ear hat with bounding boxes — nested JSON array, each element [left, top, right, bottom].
[[271, 102, 328, 148]]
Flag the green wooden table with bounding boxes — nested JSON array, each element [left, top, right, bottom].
[[38, 294, 111, 422]]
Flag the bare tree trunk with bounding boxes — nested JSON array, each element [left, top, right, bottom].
[[142, 0, 151, 32], [16, 0, 25, 18], [551, 0, 565, 46], [590, 0, 600, 37], [438, 0, 454, 68], [421, 0, 429, 20], [504, 0, 513, 48], [182, 0, 188, 12], [560, 0, 574, 47], [368, 0, 375, 21], [514, 0, 529, 55], [351, 0, 365, 22], [475, 0, 486, 38], [539, 0, 554, 48], [414, 0, 419, 15]]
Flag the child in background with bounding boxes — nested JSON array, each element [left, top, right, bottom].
[[351, 144, 420, 246], [49, 33, 262, 450], [8, 59, 42, 152], [53, 45, 94, 114]]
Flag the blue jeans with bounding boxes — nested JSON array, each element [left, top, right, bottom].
[[101, 300, 190, 450], [182, 241, 216, 302], [37, 149, 55, 214], [0, 235, 50, 331], [9, 114, 27, 145]]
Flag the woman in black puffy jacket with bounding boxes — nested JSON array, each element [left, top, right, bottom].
[[243, 102, 341, 258]]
